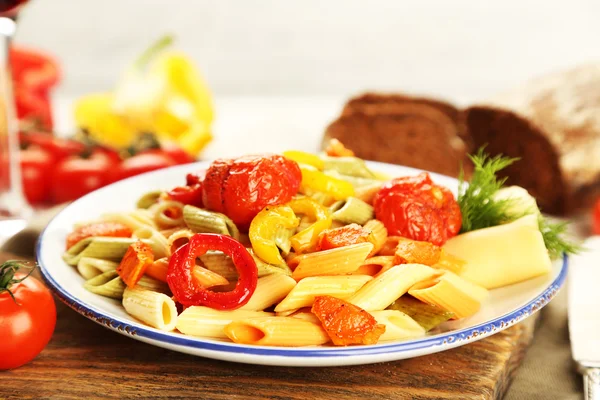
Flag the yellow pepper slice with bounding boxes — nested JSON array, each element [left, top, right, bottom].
[[287, 198, 332, 253], [249, 205, 299, 266], [299, 167, 355, 201], [283, 150, 324, 170]]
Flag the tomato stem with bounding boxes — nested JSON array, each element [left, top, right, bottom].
[[0, 261, 37, 304]]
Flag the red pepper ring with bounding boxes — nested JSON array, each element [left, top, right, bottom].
[[167, 233, 258, 310]]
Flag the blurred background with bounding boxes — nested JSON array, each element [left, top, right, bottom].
[[16, 0, 600, 102]]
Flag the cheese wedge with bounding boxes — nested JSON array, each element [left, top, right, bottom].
[[442, 215, 551, 289]]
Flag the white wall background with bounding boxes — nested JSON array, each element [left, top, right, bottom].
[[14, 0, 600, 104]]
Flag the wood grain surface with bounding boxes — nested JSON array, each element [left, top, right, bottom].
[[0, 252, 538, 400]]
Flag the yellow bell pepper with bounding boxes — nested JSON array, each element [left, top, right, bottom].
[[249, 205, 299, 266], [283, 150, 324, 170], [299, 167, 355, 201], [73, 35, 213, 156], [287, 198, 332, 253]]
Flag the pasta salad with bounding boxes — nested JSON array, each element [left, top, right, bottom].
[[62, 142, 566, 347]]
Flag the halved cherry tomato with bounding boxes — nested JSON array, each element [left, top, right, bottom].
[[66, 222, 133, 249], [51, 150, 118, 204], [0, 261, 56, 370], [374, 172, 461, 246], [20, 145, 54, 204], [109, 152, 176, 183], [202, 154, 302, 230]]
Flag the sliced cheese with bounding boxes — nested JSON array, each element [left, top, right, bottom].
[[442, 214, 551, 289]]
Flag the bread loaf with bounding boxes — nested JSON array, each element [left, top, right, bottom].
[[323, 93, 471, 178]]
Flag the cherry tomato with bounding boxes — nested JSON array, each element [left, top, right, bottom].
[[593, 198, 600, 235], [50, 150, 118, 204], [109, 152, 175, 183], [19, 132, 85, 161], [373, 172, 462, 246], [20, 145, 54, 204], [0, 262, 56, 370], [202, 154, 302, 230]]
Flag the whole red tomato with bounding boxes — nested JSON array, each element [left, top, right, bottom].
[[109, 152, 176, 183], [145, 142, 196, 165], [50, 150, 118, 204], [0, 261, 56, 370], [202, 154, 302, 230], [19, 132, 85, 161], [593, 198, 600, 235], [373, 172, 462, 246], [20, 145, 54, 204]]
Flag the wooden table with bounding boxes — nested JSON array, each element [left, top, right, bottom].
[[0, 252, 537, 400]]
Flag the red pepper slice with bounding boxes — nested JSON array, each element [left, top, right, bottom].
[[167, 233, 258, 310], [166, 183, 203, 207]]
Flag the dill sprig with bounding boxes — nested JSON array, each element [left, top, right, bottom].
[[458, 148, 519, 232], [458, 147, 581, 258]]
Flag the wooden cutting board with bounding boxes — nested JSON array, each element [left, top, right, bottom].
[[0, 251, 537, 400]]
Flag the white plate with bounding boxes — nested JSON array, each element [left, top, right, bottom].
[[37, 161, 567, 367]]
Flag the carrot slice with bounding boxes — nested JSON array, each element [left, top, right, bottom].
[[311, 295, 386, 346], [394, 237, 441, 266], [316, 223, 371, 251], [325, 139, 355, 157], [66, 222, 132, 249], [117, 242, 154, 288]]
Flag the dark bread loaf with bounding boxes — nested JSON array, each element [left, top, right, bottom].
[[463, 106, 566, 214], [323, 93, 471, 177]]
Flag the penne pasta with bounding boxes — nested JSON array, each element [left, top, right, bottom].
[[176, 306, 272, 339], [239, 274, 297, 311], [291, 242, 373, 281], [192, 263, 230, 288], [199, 251, 239, 282], [354, 182, 384, 205], [322, 156, 376, 178], [352, 256, 395, 277], [136, 190, 163, 209], [63, 237, 145, 266], [363, 219, 388, 256], [273, 226, 294, 255], [348, 264, 440, 311], [77, 257, 119, 280], [330, 197, 374, 225], [137, 275, 171, 294], [370, 310, 426, 341], [432, 250, 466, 274], [83, 270, 126, 299], [288, 310, 321, 324], [408, 272, 488, 319], [274, 275, 372, 312], [248, 248, 293, 277], [122, 286, 178, 331], [378, 236, 404, 256], [166, 228, 195, 255], [151, 200, 185, 228], [224, 317, 330, 346], [132, 226, 169, 259], [101, 211, 157, 231], [183, 205, 240, 240]]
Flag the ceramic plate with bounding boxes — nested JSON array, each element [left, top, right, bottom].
[[37, 161, 567, 367]]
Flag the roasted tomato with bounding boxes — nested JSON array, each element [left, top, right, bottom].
[[66, 222, 133, 249], [202, 154, 302, 230], [166, 171, 205, 207], [317, 223, 371, 251], [373, 172, 461, 246], [312, 295, 385, 346]]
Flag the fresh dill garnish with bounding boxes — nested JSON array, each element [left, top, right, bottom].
[[458, 148, 519, 232], [458, 147, 581, 258]]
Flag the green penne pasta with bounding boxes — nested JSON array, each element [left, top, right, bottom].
[[132, 227, 169, 259], [322, 156, 376, 178], [83, 270, 126, 299], [248, 248, 292, 277], [183, 205, 240, 240], [136, 190, 163, 209], [137, 275, 171, 295], [387, 295, 454, 332], [330, 197, 374, 225], [324, 170, 381, 189], [199, 251, 238, 281], [63, 237, 146, 266], [151, 200, 185, 228], [273, 226, 293, 255], [77, 257, 119, 280]]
